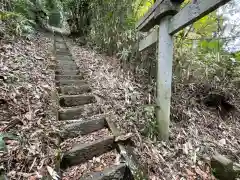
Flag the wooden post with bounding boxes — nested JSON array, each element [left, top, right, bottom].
[[156, 16, 174, 141], [137, 0, 232, 141]]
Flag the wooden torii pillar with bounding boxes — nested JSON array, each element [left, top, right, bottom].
[[136, 0, 232, 141]]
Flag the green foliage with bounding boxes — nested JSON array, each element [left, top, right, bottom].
[[234, 52, 240, 61], [48, 11, 61, 27], [134, 0, 155, 19], [12, 0, 36, 20], [193, 13, 221, 37], [141, 105, 158, 140], [0, 11, 35, 36], [200, 40, 221, 52], [0, 0, 62, 37], [0, 133, 18, 152], [61, 0, 90, 35], [174, 37, 240, 83], [86, 0, 141, 56]]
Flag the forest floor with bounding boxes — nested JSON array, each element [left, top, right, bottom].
[[68, 38, 240, 180], [0, 32, 61, 179], [0, 32, 240, 179]]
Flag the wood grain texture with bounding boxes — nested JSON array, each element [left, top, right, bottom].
[[105, 117, 148, 179], [136, 0, 179, 32], [55, 69, 79, 75], [59, 95, 96, 107], [58, 84, 91, 95], [136, 0, 162, 30], [139, 28, 158, 51], [80, 163, 128, 180], [169, 0, 231, 35], [56, 61, 76, 67], [61, 136, 115, 169], [55, 75, 84, 81], [55, 54, 72, 61], [58, 107, 85, 120], [56, 65, 78, 71], [156, 16, 173, 141], [61, 118, 106, 138], [58, 106, 101, 120], [56, 80, 87, 86]]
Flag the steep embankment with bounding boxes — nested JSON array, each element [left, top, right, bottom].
[[0, 32, 59, 179]]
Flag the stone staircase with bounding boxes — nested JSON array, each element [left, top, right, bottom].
[[53, 34, 147, 180]]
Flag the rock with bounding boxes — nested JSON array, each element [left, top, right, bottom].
[[211, 154, 236, 180]]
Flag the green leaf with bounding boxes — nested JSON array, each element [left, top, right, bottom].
[[0, 173, 7, 180], [0, 133, 18, 152], [0, 135, 7, 152]]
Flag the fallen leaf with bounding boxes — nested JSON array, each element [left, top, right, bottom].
[[28, 175, 37, 180], [186, 168, 195, 176], [115, 133, 133, 142], [47, 166, 59, 180], [195, 167, 208, 180], [34, 55, 44, 60], [25, 112, 32, 120], [219, 139, 226, 146], [94, 166, 103, 172]]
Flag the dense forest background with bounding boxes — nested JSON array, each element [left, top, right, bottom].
[[1, 0, 240, 83]]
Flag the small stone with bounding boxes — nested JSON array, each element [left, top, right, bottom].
[[219, 139, 226, 146]]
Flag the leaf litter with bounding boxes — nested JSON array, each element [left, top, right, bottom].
[[0, 32, 62, 179], [62, 150, 118, 180], [1, 31, 239, 179], [67, 38, 240, 180], [60, 128, 112, 151]]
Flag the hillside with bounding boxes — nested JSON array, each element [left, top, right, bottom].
[[1, 0, 240, 179]]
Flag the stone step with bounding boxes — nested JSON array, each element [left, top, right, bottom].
[[55, 37, 64, 41], [56, 65, 78, 71], [60, 136, 115, 169], [55, 48, 68, 53], [58, 84, 91, 95], [57, 61, 76, 66], [80, 164, 129, 180], [55, 75, 84, 81], [55, 39, 64, 43], [56, 61, 75, 66], [55, 54, 72, 61], [56, 63, 77, 67], [56, 80, 87, 86], [55, 70, 80, 76], [61, 118, 106, 139], [58, 107, 85, 120], [55, 50, 70, 55], [58, 105, 101, 120], [55, 43, 67, 49], [55, 41, 65, 44], [59, 95, 96, 107], [56, 60, 75, 64], [55, 46, 65, 50]]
